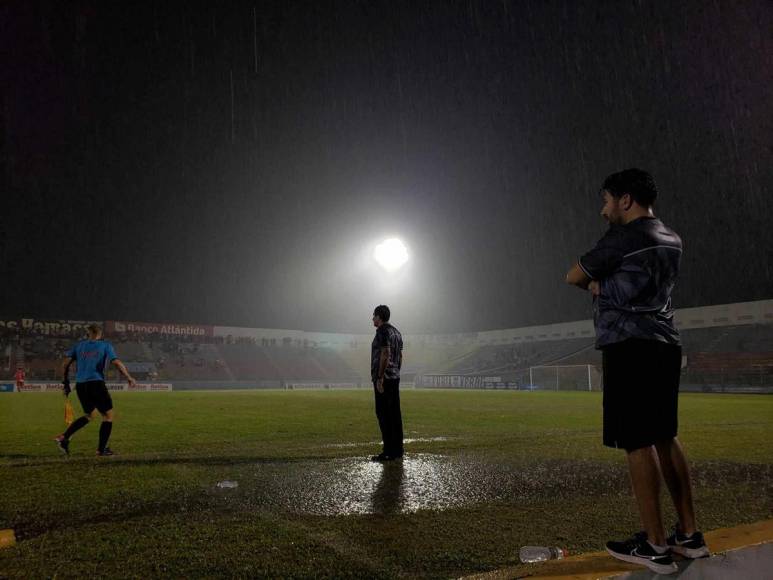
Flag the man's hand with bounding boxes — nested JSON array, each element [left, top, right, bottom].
[[376, 377, 385, 393], [112, 359, 137, 388], [61, 358, 74, 394], [588, 280, 601, 297]]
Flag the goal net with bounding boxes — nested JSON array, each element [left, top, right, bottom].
[[527, 364, 601, 391]]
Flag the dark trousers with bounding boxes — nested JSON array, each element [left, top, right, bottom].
[[374, 378, 404, 456]]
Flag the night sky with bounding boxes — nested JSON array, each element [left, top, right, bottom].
[[2, 1, 772, 334]]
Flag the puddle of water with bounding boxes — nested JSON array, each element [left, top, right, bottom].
[[216, 454, 627, 516], [252, 454, 490, 515], [282, 454, 486, 515], [208, 457, 773, 517], [323, 437, 450, 449]]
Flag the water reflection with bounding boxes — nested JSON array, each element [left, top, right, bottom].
[[271, 454, 502, 516], [371, 460, 404, 514], [323, 437, 450, 449], [228, 454, 640, 516]]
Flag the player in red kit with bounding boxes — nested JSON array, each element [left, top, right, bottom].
[[14, 367, 25, 392]]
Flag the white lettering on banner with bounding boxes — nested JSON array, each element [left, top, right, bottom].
[[419, 375, 518, 389], [16, 383, 172, 392], [16, 383, 47, 392], [105, 383, 173, 392], [117, 322, 209, 336], [286, 382, 359, 389], [0, 318, 98, 337]]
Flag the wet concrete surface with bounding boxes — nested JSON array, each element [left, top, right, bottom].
[[612, 541, 773, 579], [208, 454, 773, 517]]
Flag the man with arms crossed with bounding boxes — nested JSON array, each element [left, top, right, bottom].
[[54, 324, 136, 456], [371, 305, 404, 461], [566, 169, 709, 574]]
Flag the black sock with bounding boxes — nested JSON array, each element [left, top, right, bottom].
[[63, 416, 90, 439], [98, 421, 113, 452]]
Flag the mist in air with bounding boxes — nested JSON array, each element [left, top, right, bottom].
[[2, 1, 772, 333]]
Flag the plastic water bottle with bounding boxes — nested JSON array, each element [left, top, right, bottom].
[[216, 480, 239, 489], [519, 546, 566, 563]]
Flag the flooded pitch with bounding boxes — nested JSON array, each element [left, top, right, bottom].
[[267, 454, 500, 515], [208, 454, 773, 517], [211, 453, 633, 516]]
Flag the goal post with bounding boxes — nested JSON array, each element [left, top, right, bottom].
[[527, 364, 601, 391]]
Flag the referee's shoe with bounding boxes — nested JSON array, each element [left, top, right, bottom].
[[606, 532, 678, 574], [54, 435, 69, 455]]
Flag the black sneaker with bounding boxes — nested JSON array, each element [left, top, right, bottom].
[[54, 435, 69, 455], [606, 532, 678, 575], [667, 523, 710, 559], [96, 448, 115, 457]]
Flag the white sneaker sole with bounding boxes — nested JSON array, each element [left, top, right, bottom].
[[606, 547, 679, 575], [671, 544, 710, 559]]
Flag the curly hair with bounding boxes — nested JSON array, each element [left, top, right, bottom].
[[602, 168, 658, 207]]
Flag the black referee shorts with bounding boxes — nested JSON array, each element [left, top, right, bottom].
[[75, 380, 114, 415], [602, 338, 682, 451]]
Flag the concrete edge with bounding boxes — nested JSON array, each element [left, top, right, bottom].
[[462, 518, 773, 580]]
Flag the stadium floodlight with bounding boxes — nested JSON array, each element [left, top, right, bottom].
[[373, 238, 409, 272]]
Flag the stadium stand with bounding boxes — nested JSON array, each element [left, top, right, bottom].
[[440, 338, 598, 376], [2, 302, 771, 392], [679, 324, 773, 392], [415, 324, 773, 393]]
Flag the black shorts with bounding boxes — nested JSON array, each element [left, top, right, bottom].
[[75, 381, 113, 415], [602, 338, 682, 451]]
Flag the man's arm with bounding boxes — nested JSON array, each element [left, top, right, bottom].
[[62, 357, 74, 380], [111, 359, 137, 386], [571, 227, 624, 291], [376, 347, 390, 393], [61, 357, 75, 395], [565, 263, 592, 289]]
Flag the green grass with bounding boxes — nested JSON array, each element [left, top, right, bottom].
[[1, 390, 771, 578]]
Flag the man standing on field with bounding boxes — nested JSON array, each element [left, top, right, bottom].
[[370, 305, 404, 461], [54, 323, 136, 456], [566, 169, 709, 575]]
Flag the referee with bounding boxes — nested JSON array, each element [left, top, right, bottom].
[[54, 324, 136, 456], [566, 169, 708, 574]]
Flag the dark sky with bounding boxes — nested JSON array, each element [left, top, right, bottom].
[[2, 1, 772, 334]]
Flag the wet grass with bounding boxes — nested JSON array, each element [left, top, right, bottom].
[[1, 390, 771, 578]]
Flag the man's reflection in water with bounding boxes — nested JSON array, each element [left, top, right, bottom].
[[371, 460, 405, 514]]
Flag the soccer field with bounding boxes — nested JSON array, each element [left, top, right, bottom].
[[1, 390, 771, 578]]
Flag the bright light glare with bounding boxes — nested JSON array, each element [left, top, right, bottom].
[[373, 238, 409, 272]]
